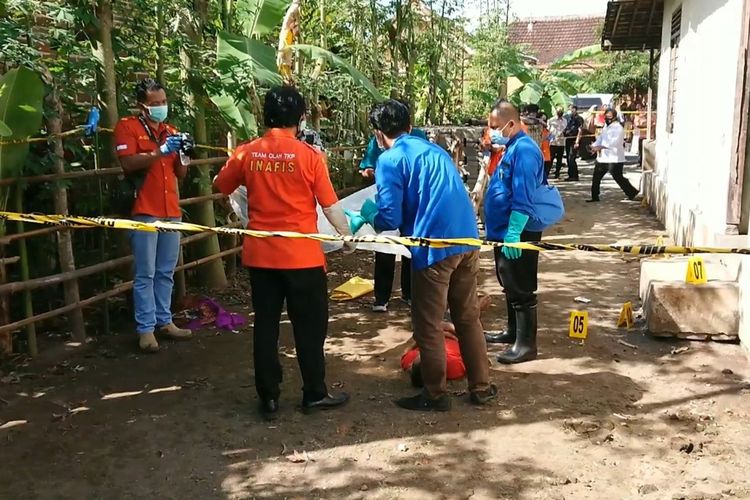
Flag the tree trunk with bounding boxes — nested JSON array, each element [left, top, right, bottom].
[[41, 68, 87, 343], [182, 0, 228, 288], [156, 3, 166, 84], [404, 3, 416, 115], [369, 0, 379, 87], [94, 0, 118, 130]]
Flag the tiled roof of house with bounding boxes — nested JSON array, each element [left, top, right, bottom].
[[508, 16, 604, 65]]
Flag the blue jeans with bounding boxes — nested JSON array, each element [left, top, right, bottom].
[[130, 216, 181, 334]]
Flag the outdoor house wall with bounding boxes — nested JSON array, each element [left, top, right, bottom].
[[649, 0, 750, 354], [651, 0, 744, 247]]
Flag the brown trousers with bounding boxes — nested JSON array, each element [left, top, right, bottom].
[[411, 251, 491, 398]]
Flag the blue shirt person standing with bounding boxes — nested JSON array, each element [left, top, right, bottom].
[[358, 125, 427, 312], [483, 101, 546, 364], [356, 99, 497, 412]]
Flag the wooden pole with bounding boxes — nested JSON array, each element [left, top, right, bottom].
[[647, 48, 655, 141], [41, 67, 86, 342], [15, 188, 37, 356], [0, 244, 242, 336]]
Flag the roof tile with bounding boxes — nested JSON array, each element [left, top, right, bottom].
[[509, 16, 604, 65]]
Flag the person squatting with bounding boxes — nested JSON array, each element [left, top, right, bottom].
[[120, 78, 562, 418]]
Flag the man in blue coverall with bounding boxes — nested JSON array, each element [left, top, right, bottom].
[[357, 100, 496, 411], [359, 112, 427, 312], [483, 101, 545, 364]]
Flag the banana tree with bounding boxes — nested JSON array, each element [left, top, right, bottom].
[[0, 66, 44, 215], [211, 0, 382, 141], [508, 44, 603, 116]]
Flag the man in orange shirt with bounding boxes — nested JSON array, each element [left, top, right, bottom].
[[214, 86, 352, 420], [113, 78, 193, 353]]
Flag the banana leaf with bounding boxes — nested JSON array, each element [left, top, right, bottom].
[[236, 0, 291, 37], [0, 67, 44, 213], [519, 80, 544, 105], [217, 31, 283, 87], [0, 119, 11, 137], [292, 44, 384, 101], [209, 92, 258, 142], [549, 45, 603, 70]]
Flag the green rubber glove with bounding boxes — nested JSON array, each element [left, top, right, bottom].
[[344, 209, 367, 234], [501, 211, 529, 260], [360, 198, 379, 227]]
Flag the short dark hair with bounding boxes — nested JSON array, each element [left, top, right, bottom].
[[525, 103, 539, 115], [263, 86, 306, 128], [369, 99, 410, 138], [491, 98, 508, 113], [135, 78, 164, 103], [570, 105, 578, 111], [605, 107, 618, 118]]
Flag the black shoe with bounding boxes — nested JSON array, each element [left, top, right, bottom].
[[484, 330, 515, 344], [563, 177, 579, 182], [470, 384, 498, 405], [627, 193, 640, 201], [301, 392, 350, 414], [585, 198, 600, 203], [554, 173, 560, 179], [395, 392, 451, 412], [496, 305, 538, 365], [410, 361, 424, 388], [259, 399, 279, 420]]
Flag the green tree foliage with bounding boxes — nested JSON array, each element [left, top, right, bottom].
[[507, 45, 603, 117], [588, 51, 654, 96]]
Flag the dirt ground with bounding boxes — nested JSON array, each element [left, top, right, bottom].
[[2, 161, 750, 500]]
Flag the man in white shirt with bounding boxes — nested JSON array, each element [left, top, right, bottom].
[[586, 109, 639, 202], [547, 107, 567, 179]]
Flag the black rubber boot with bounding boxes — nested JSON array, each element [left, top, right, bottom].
[[496, 305, 538, 364], [484, 298, 516, 344]]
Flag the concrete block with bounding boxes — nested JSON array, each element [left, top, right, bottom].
[[639, 256, 740, 301], [645, 281, 739, 340]]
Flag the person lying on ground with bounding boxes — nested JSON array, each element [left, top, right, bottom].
[[401, 294, 492, 388]]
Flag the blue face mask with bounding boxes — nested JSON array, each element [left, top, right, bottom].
[[146, 104, 168, 123], [490, 122, 512, 147]]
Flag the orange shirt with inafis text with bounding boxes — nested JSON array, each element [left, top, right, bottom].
[[214, 128, 338, 270], [113, 116, 181, 218]]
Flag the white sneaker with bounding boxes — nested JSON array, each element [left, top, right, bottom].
[[372, 304, 388, 313]]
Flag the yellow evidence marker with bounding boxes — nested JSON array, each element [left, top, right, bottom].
[[569, 311, 589, 340], [686, 256, 708, 285], [617, 301, 634, 329]]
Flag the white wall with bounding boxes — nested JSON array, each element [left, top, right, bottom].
[[651, 0, 744, 246]]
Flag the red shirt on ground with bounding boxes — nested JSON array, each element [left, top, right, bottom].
[[400, 338, 466, 380], [113, 116, 181, 218], [214, 128, 338, 270]]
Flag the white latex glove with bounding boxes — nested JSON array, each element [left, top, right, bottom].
[[323, 203, 356, 254]]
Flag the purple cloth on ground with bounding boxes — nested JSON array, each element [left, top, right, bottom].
[[185, 297, 247, 331]]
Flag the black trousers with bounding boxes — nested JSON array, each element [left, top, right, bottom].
[[565, 138, 579, 180], [591, 162, 639, 201], [249, 267, 328, 403], [550, 145, 565, 175], [494, 231, 542, 309], [543, 160, 553, 181], [374, 252, 411, 305]]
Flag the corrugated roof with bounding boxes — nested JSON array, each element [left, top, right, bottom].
[[508, 16, 605, 65]]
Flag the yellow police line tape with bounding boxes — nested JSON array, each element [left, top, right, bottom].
[[0, 127, 368, 155], [1, 211, 749, 256]]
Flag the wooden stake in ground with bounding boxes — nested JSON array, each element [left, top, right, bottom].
[[41, 67, 86, 343]]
